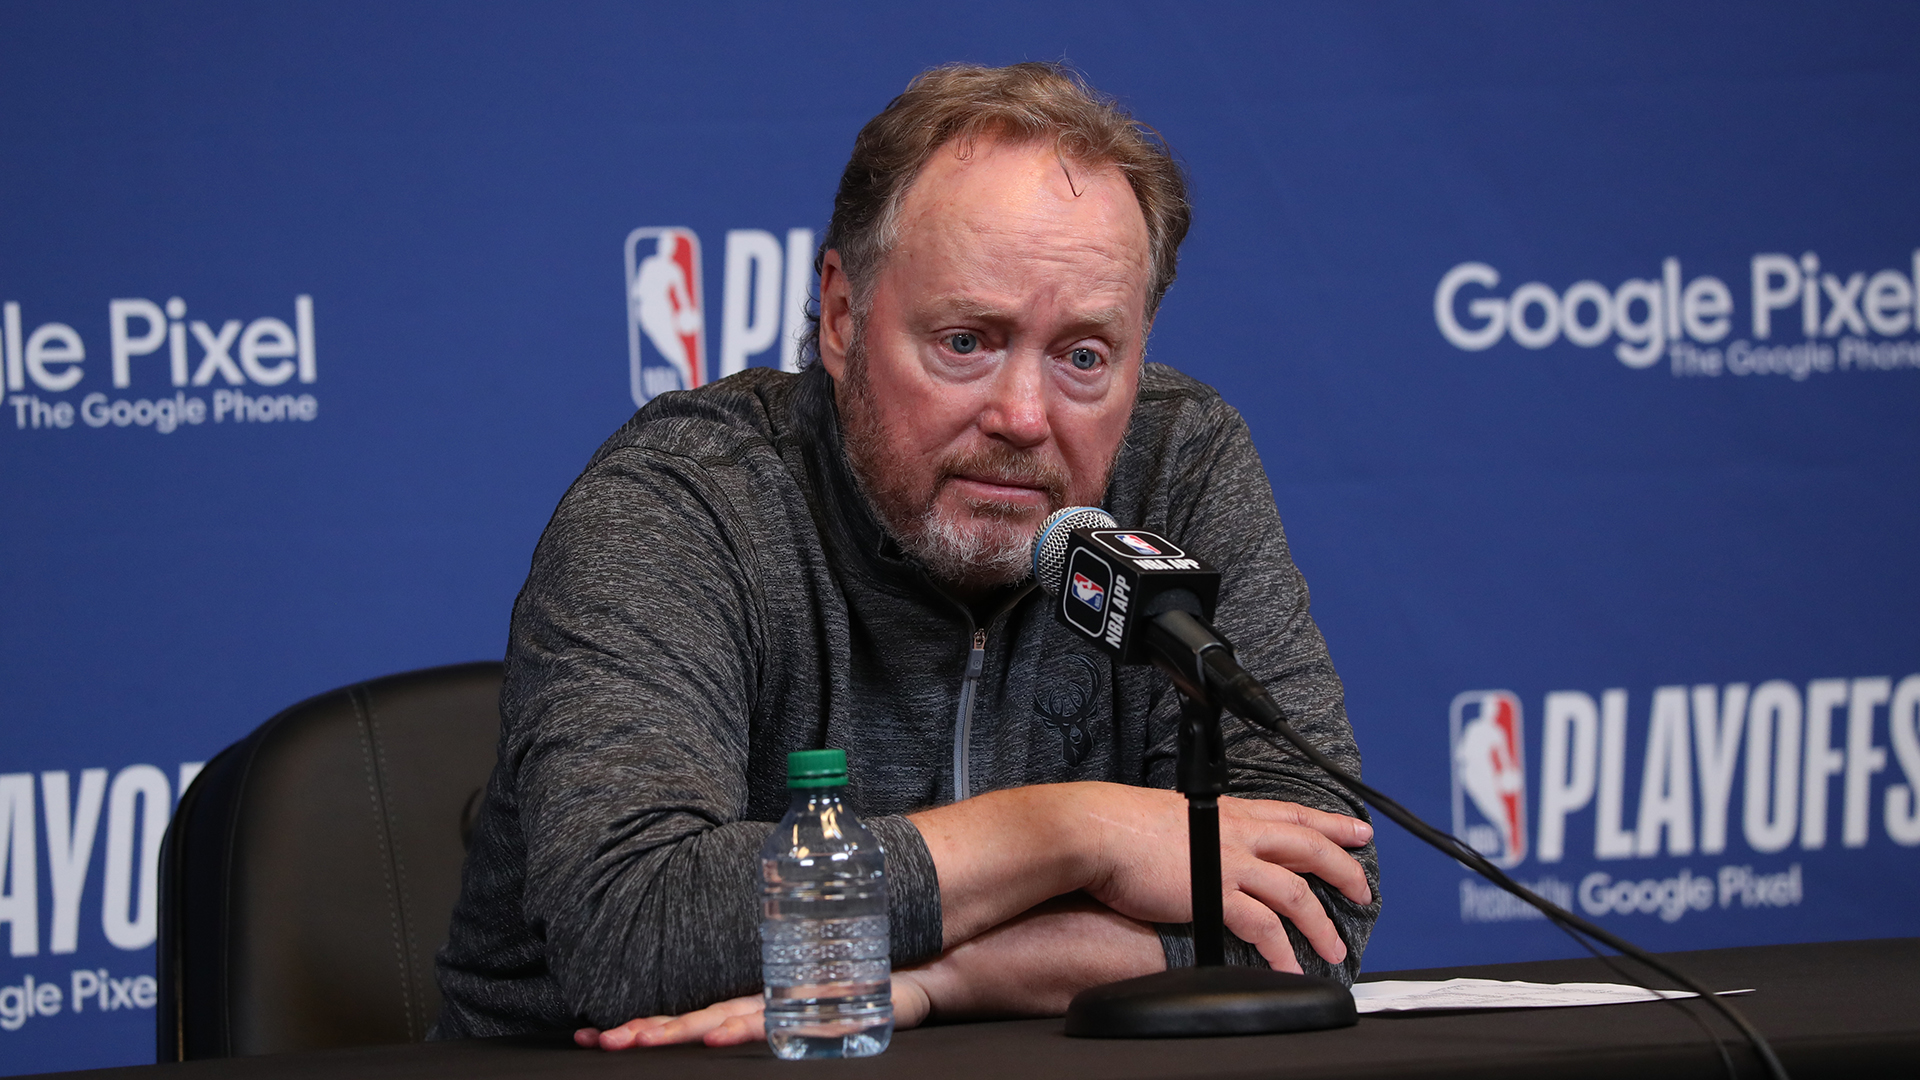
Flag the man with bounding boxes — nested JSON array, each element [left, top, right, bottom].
[[434, 62, 1378, 1048]]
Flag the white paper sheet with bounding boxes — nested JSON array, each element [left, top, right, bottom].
[[1350, 978, 1754, 1014]]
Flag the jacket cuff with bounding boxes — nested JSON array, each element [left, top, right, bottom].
[[870, 815, 945, 967]]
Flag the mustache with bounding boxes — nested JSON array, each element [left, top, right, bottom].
[[939, 444, 1069, 509]]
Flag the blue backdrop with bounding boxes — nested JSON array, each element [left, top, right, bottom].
[[4, 2, 1918, 1072]]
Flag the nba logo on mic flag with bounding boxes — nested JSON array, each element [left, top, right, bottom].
[[626, 227, 707, 406], [1449, 690, 1527, 867], [1070, 572, 1106, 611]]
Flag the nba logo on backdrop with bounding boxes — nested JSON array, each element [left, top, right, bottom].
[[624, 226, 817, 406], [1451, 690, 1528, 867], [626, 228, 708, 404]]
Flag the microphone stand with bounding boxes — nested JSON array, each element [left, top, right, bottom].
[[1179, 693, 1229, 968], [1063, 691, 1358, 1037]]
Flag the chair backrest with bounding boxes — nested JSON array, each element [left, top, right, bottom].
[[157, 661, 504, 1060]]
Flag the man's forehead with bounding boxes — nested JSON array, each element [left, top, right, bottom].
[[884, 137, 1153, 315], [894, 139, 1148, 255]]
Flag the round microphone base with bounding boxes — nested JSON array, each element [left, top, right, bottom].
[[1064, 967, 1357, 1038]]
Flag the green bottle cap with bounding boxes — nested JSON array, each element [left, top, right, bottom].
[[787, 748, 848, 788]]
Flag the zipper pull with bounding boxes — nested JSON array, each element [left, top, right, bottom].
[[966, 628, 987, 677]]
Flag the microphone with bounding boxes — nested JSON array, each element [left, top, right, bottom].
[[1029, 512, 1791, 1075], [1029, 507, 1283, 731]]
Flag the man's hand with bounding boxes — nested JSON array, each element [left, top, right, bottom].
[[1083, 789, 1372, 972], [908, 782, 1372, 972], [577, 995, 768, 1050]]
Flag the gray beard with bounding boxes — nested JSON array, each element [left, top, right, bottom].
[[836, 345, 1076, 592], [892, 495, 1041, 590]]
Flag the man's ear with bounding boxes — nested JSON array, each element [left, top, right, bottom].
[[817, 249, 853, 381]]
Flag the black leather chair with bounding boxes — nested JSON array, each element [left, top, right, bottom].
[[157, 661, 504, 1060]]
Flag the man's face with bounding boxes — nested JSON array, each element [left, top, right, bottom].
[[819, 137, 1153, 593]]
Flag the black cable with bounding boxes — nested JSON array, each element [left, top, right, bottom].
[[1241, 712, 1790, 1080], [1550, 911, 1740, 1080]]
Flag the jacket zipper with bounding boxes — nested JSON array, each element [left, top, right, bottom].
[[952, 628, 988, 802], [939, 582, 1031, 804]]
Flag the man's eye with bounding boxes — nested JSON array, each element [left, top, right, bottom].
[[948, 332, 979, 355], [1069, 348, 1101, 370]]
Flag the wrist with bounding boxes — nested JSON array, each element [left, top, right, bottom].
[[964, 783, 1102, 898], [1051, 781, 1130, 900], [1048, 782, 1106, 896], [907, 782, 1110, 949]]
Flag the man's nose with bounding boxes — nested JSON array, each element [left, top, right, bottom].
[[976, 352, 1051, 447]]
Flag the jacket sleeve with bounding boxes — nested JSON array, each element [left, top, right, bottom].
[[1142, 404, 1381, 985], [491, 443, 939, 1025], [499, 444, 775, 1024]]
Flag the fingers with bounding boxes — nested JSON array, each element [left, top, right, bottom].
[[594, 995, 764, 1050], [1234, 863, 1347, 966], [701, 1009, 766, 1046], [594, 1015, 671, 1050], [1221, 892, 1302, 974], [891, 970, 934, 1029], [1226, 797, 1374, 849], [1248, 824, 1373, 907], [1219, 799, 1372, 907]]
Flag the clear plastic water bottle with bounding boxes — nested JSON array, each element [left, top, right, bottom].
[[760, 749, 892, 1059]]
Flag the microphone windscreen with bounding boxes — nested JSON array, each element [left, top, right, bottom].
[[1030, 506, 1118, 595]]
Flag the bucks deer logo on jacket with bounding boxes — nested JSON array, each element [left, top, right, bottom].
[[1035, 652, 1104, 767]]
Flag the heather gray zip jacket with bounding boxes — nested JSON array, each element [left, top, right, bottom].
[[433, 362, 1379, 1037]]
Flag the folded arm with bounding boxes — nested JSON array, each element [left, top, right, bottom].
[[908, 782, 1372, 972], [584, 894, 1165, 1049], [588, 782, 1374, 1050]]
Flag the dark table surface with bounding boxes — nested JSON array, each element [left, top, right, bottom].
[[45, 938, 1920, 1080]]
